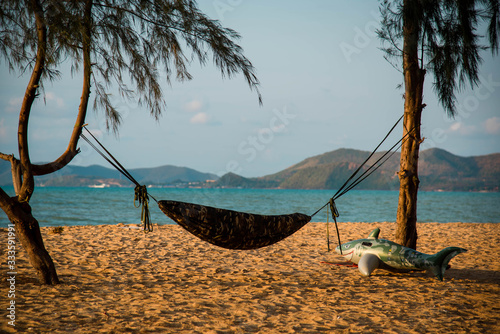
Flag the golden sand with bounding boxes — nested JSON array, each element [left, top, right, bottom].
[[1, 222, 499, 333]]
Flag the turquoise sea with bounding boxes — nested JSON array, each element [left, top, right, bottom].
[[0, 187, 499, 226]]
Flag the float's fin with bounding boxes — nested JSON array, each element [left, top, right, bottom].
[[367, 228, 380, 239], [428, 247, 467, 281], [358, 253, 380, 277]]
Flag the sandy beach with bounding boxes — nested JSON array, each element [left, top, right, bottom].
[[1, 221, 499, 333]]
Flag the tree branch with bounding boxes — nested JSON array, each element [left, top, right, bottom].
[[0, 152, 14, 162], [17, 0, 46, 202], [31, 0, 93, 176]]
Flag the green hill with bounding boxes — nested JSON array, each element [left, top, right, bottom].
[[1, 148, 498, 191], [0, 161, 218, 187], [213, 148, 499, 191]]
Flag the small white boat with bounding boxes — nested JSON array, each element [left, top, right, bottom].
[[88, 183, 109, 188]]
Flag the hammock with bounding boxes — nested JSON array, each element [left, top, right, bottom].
[[158, 200, 311, 249], [80, 115, 410, 250]]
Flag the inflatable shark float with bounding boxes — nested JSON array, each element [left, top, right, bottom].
[[335, 228, 467, 280]]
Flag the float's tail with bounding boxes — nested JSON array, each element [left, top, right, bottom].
[[428, 247, 467, 281]]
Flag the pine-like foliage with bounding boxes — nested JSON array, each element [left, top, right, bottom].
[[0, 0, 261, 132], [378, 0, 499, 116]]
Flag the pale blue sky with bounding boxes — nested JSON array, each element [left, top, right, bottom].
[[1, 1, 499, 177]]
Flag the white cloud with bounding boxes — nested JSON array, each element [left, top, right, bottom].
[[4, 92, 65, 114], [183, 99, 203, 112], [190, 112, 210, 124], [484, 117, 500, 135], [449, 123, 461, 131], [45, 92, 65, 108], [270, 123, 286, 133], [447, 122, 476, 135]]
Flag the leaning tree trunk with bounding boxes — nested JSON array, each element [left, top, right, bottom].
[[15, 214, 59, 285], [0, 190, 60, 285], [1, 0, 94, 284], [396, 1, 425, 250], [9, 0, 60, 284]]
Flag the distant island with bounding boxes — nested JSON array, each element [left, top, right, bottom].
[[1, 148, 498, 192]]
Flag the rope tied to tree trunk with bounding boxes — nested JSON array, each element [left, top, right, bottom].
[[80, 125, 156, 232], [311, 114, 418, 253], [134, 185, 153, 232], [329, 198, 342, 254]]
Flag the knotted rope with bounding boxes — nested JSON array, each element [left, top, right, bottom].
[[134, 185, 153, 232], [80, 126, 156, 232], [311, 114, 417, 253]]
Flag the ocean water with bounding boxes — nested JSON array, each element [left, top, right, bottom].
[[0, 187, 498, 227]]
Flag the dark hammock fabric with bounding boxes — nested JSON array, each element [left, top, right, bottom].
[[158, 200, 311, 250]]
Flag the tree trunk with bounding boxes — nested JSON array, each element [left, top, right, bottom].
[[396, 1, 425, 249], [396, 86, 424, 249], [9, 0, 60, 284], [0, 0, 94, 284], [0, 189, 60, 284], [31, 0, 92, 177], [16, 219, 59, 285]]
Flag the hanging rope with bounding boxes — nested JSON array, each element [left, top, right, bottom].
[[310, 114, 417, 219], [332, 128, 412, 200], [134, 185, 153, 232], [329, 198, 342, 254], [326, 205, 330, 252], [80, 126, 156, 232], [310, 114, 419, 253], [79, 114, 415, 243]]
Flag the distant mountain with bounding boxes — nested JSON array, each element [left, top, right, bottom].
[[417, 148, 500, 191], [257, 148, 400, 190], [0, 161, 218, 187], [1, 148, 498, 191], [214, 172, 279, 189], [211, 148, 499, 192]]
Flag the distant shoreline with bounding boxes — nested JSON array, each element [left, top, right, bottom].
[[1, 147, 498, 192], [2, 184, 499, 193]]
